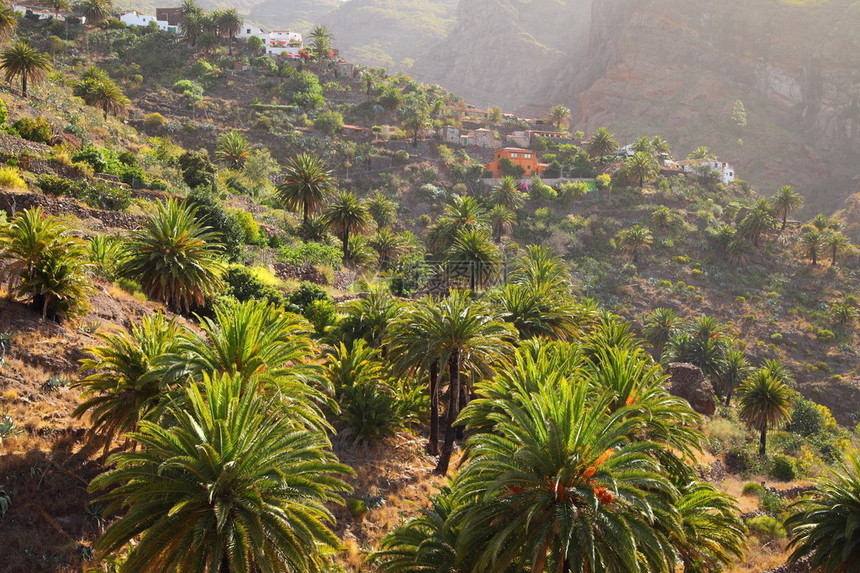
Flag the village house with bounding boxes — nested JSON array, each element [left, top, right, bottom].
[[440, 126, 461, 145], [484, 148, 548, 178], [264, 31, 303, 57], [120, 11, 175, 32], [335, 61, 355, 77], [236, 24, 265, 39], [460, 128, 498, 148], [155, 7, 181, 27], [672, 160, 736, 184], [506, 129, 572, 148], [13, 4, 82, 21]]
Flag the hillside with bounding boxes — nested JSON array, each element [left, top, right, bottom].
[[410, 0, 860, 212], [0, 10, 860, 573]]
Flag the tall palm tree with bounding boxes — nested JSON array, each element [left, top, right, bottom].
[[738, 370, 792, 455], [800, 227, 825, 265], [587, 126, 618, 158], [323, 191, 372, 263], [455, 347, 682, 572], [89, 372, 353, 573], [547, 104, 570, 130], [824, 231, 851, 266], [688, 146, 716, 160], [0, 41, 51, 98], [367, 191, 397, 229], [487, 204, 516, 242], [739, 199, 778, 247], [422, 291, 515, 473], [218, 8, 242, 54], [309, 25, 333, 64], [642, 307, 681, 357], [0, 7, 19, 42], [616, 224, 653, 263], [74, 314, 188, 454], [117, 199, 225, 313], [78, 0, 113, 24], [277, 153, 336, 239], [446, 228, 501, 291], [428, 195, 489, 255], [510, 244, 571, 292], [717, 348, 753, 407], [368, 228, 407, 268], [490, 283, 583, 341], [785, 453, 860, 572], [489, 175, 525, 210], [74, 76, 130, 118], [215, 131, 250, 169], [770, 185, 804, 231], [673, 482, 747, 572], [626, 151, 658, 187]]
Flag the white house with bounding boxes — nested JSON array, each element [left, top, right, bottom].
[[440, 126, 460, 145], [265, 31, 303, 57], [236, 23, 265, 39], [120, 11, 173, 32], [12, 4, 77, 20], [673, 160, 736, 184]]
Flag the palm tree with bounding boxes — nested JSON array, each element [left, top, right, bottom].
[[673, 482, 747, 572], [0, 41, 51, 98], [331, 288, 402, 351], [215, 131, 250, 169], [490, 283, 583, 341], [631, 135, 655, 157], [401, 99, 430, 148], [423, 291, 515, 473], [810, 213, 840, 231], [625, 151, 658, 187], [688, 146, 716, 160], [487, 204, 515, 242], [218, 8, 242, 54], [0, 207, 75, 297], [74, 76, 130, 118], [323, 191, 372, 263], [0, 7, 19, 42], [277, 153, 336, 239], [117, 199, 225, 313], [824, 231, 851, 266], [510, 244, 571, 291], [587, 126, 618, 158], [89, 372, 353, 573], [46, 0, 71, 18], [367, 191, 397, 229], [642, 307, 681, 357], [739, 200, 778, 247], [78, 0, 113, 24], [427, 195, 489, 255], [738, 370, 792, 455], [651, 135, 671, 156], [446, 228, 501, 291], [770, 185, 804, 231], [455, 346, 682, 572], [717, 348, 753, 407], [489, 175, 525, 210], [309, 25, 333, 64], [74, 314, 188, 454], [368, 228, 407, 268], [616, 224, 653, 263], [547, 104, 570, 130], [800, 227, 825, 265], [785, 453, 860, 572]]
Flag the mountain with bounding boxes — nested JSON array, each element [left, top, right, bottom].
[[411, 0, 860, 209], [320, 0, 457, 71]]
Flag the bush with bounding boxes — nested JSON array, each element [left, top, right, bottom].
[[0, 99, 8, 125], [786, 398, 830, 437], [0, 167, 26, 190], [177, 150, 216, 189], [223, 265, 285, 306], [339, 380, 401, 443], [172, 79, 198, 94], [346, 497, 368, 521], [247, 35, 263, 52], [816, 329, 836, 342], [186, 187, 244, 260], [278, 242, 342, 269], [83, 181, 132, 211], [287, 281, 330, 314], [12, 116, 52, 144], [313, 110, 344, 136], [748, 516, 786, 541], [73, 147, 108, 173], [143, 112, 166, 129], [769, 455, 798, 482], [231, 210, 261, 244], [394, 150, 410, 163], [303, 298, 336, 336], [37, 173, 76, 196], [741, 482, 766, 497]]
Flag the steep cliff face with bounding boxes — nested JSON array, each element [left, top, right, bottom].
[[412, 0, 860, 207]]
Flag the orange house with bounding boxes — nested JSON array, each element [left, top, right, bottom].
[[484, 148, 547, 178]]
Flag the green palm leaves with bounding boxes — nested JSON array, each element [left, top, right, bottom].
[[0, 207, 93, 320], [74, 68, 129, 118], [90, 373, 352, 573], [738, 370, 792, 455], [277, 153, 336, 237], [323, 191, 372, 263], [214, 130, 250, 169], [0, 41, 51, 97], [785, 453, 860, 572], [118, 199, 225, 313]]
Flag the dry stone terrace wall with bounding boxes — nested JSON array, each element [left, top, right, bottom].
[[0, 190, 141, 230]]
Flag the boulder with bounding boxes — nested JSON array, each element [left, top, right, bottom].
[[667, 362, 716, 416]]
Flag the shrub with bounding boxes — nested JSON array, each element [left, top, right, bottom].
[[741, 482, 766, 497], [143, 112, 166, 129], [172, 79, 198, 94], [12, 116, 52, 144], [247, 35, 263, 52], [339, 380, 400, 443], [816, 329, 835, 342], [278, 242, 342, 269], [786, 398, 835, 438], [0, 99, 7, 125], [0, 167, 26, 190], [73, 147, 108, 173], [769, 454, 798, 482], [346, 498, 368, 521], [223, 265, 284, 307], [83, 181, 132, 211], [747, 516, 786, 540], [303, 298, 336, 336], [313, 110, 344, 136], [287, 281, 330, 314], [394, 150, 410, 163], [231, 210, 261, 244], [186, 187, 244, 260]]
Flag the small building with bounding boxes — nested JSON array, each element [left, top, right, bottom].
[[484, 148, 547, 179], [265, 30, 303, 57], [506, 130, 530, 148], [155, 7, 181, 26], [335, 61, 354, 77], [236, 23, 265, 39], [120, 11, 173, 32], [673, 160, 736, 184], [440, 126, 460, 145], [13, 5, 58, 19], [342, 125, 372, 139]]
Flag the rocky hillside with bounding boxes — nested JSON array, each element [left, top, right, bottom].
[[410, 0, 860, 211]]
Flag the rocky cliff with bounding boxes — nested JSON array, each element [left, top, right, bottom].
[[412, 0, 860, 208]]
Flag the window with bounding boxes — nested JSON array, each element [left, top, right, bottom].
[[247, 28, 251, 33], [511, 153, 518, 158], [524, 153, 531, 159]]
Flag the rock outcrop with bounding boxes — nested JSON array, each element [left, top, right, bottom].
[[667, 362, 716, 416]]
